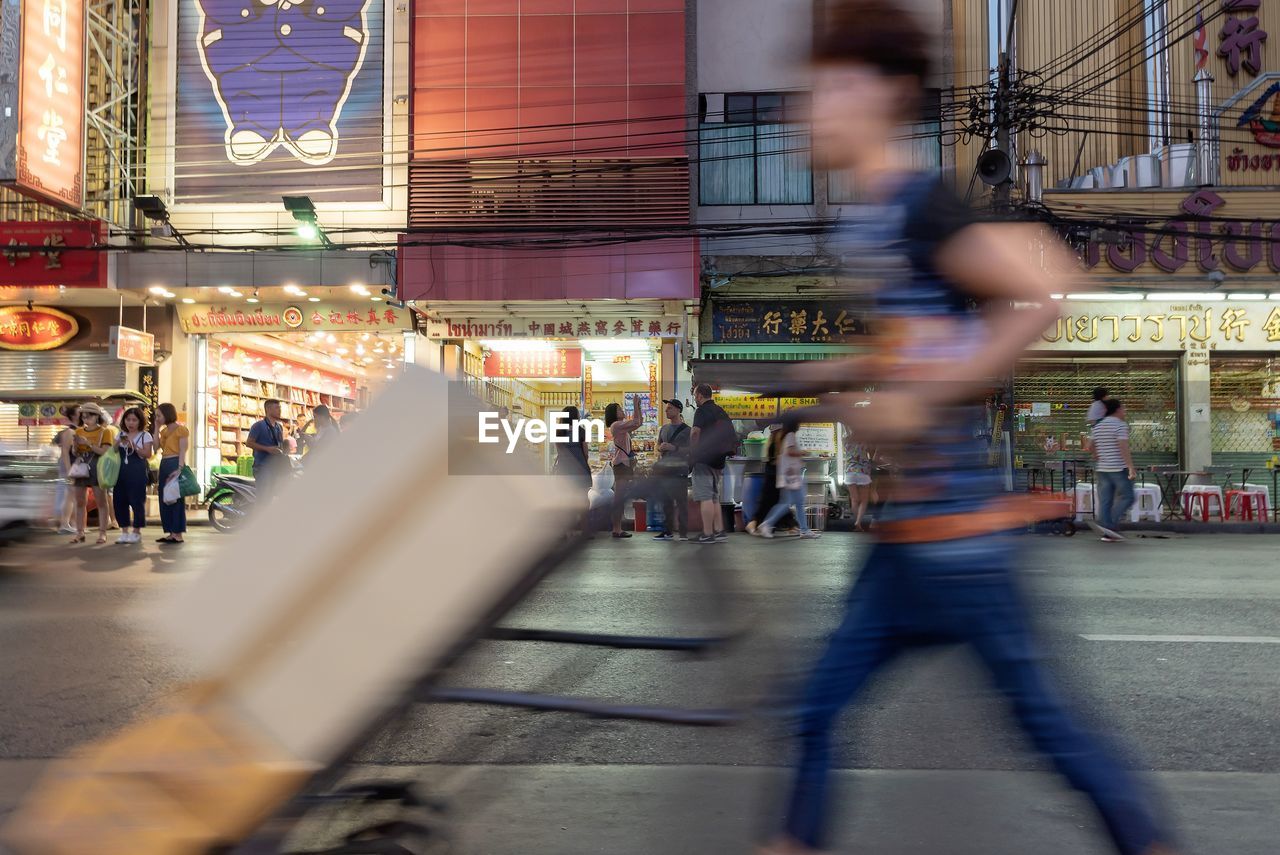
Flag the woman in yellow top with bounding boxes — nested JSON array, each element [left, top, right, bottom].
[[155, 403, 190, 544], [69, 402, 116, 544]]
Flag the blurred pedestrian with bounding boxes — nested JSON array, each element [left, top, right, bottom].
[[246, 398, 287, 501], [155, 403, 189, 544], [844, 435, 874, 531], [1087, 386, 1110, 427], [1089, 398, 1136, 542], [757, 417, 819, 540], [552, 405, 593, 532], [605, 397, 643, 538], [299, 404, 341, 457], [747, 426, 799, 536], [53, 404, 79, 533], [690, 383, 733, 544], [653, 399, 691, 541], [111, 407, 153, 545], [759, 4, 1179, 854], [68, 403, 115, 545]]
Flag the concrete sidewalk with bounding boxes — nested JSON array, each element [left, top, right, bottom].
[[2, 762, 1271, 854]]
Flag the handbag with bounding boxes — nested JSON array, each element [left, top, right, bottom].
[[178, 465, 201, 497], [98, 448, 121, 489], [162, 478, 181, 506], [68, 460, 90, 479]]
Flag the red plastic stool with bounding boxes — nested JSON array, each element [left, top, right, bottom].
[[1226, 490, 1269, 521], [1181, 490, 1224, 522]]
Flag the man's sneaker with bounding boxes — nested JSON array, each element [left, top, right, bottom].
[[713, 531, 728, 542], [653, 532, 673, 541], [1087, 519, 1125, 541], [800, 530, 821, 539], [758, 524, 775, 539], [693, 534, 717, 544]]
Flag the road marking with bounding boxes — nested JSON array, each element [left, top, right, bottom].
[[1081, 634, 1280, 644]]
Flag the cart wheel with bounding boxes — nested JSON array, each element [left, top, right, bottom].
[[1050, 520, 1064, 536], [1063, 520, 1076, 537]]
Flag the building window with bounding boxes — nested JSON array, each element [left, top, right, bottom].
[[699, 92, 813, 205]]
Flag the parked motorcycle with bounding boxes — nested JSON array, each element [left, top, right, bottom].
[[205, 456, 300, 532]]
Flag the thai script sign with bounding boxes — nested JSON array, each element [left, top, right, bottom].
[[1034, 300, 1280, 351], [178, 303, 411, 334], [110, 325, 155, 365], [423, 313, 684, 340], [1082, 190, 1280, 276]]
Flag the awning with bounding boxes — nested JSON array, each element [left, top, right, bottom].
[[0, 389, 147, 403]]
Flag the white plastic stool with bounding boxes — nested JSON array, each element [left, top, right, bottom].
[[1129, 484, 1162, 523], [1243, 482, 1272, 509], [1073, 482, 1095, 522], [1181, 485, 1224, 521]]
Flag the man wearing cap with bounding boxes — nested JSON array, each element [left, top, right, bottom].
[[653, 399, 691, 541]]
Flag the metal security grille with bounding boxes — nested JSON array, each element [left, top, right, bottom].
[[1210, 357, 1280, 471], [1013, 359, 1179, 470], [0, 352, 130, 447], [409, 159, 691, 228]]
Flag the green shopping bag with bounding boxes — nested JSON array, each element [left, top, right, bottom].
[[178, 465, 201, 498], [97, 448, 121, 489]]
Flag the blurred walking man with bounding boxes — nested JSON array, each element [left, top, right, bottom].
[[758, 4, 1179, 854], [1090, 398, 1137, 542]]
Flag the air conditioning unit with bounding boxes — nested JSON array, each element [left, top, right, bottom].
[[1157, 143, 1197, 187]]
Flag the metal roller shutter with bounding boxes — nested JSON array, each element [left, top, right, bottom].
[[0, 352, 131, 447]]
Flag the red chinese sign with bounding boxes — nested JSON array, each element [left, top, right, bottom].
[[484, 348, 582, 379], [0, 221, 105, 286], [0, 305, 78, 350], [14, 0, 87, 208], [110, 325, 155, 364]]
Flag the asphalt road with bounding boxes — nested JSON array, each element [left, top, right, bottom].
[[0, 528, 1276, 854]]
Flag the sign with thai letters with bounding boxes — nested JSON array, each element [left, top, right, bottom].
[[1033, 300, 1280, 351]]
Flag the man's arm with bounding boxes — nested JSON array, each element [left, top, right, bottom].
[[1119, 437, 1137, 479], [245, 423, 282, 455]]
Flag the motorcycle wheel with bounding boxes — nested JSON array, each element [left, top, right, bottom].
[[208, 498, 243, 533]]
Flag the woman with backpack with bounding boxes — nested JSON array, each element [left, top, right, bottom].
[[604, 396, 643, 539]]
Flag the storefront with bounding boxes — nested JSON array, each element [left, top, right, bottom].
[[1019, 297, 1280, 475], [175, 298, 416, 480], [0, 301, 166, 446], [419, 303, 689, 474]]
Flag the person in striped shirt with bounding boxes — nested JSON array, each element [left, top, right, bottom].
[[1090, 398, 1137, 541]]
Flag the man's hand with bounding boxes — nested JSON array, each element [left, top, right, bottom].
[[1128, 466, 1138, 480], [658, 442, 674, 452]]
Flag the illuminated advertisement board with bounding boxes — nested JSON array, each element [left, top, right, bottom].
[[0, 0, 87, 209], [173, 0, 387, 204]]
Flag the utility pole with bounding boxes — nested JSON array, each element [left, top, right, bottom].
[[992, 0, 1019, 209]]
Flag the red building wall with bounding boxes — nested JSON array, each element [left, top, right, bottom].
[[404, 1, 697, 303]]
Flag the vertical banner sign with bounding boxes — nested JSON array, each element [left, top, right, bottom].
[[0, 0, 88, 208], [648, 362, 658, 404], [583, 365, 593, 412], [139, 366, 160, 431], [206, 340, 222, 449], [174, 0, 386, 204]]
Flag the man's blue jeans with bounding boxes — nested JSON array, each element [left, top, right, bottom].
[[781, 534, 1168, 853], [1096, 470, 1135, 530]]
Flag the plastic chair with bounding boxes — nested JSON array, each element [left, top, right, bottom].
[[1226, 489, 1270, 521], [1129, 484, 1162, 523], [1181, 485, 1224, 522]]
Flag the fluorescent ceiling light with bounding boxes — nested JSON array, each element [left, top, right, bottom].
[[308, 297, 321, 302], [1143, 292, 1226, 301], [371, 296, 383, 302], [181, 297, 196, 304], [217, 286, 235, 294], [246, 297, 260, 303], [148, 285, 168, 295], [1050, 294, 1064, 300], [161, 291, 176, 299], [1228, 293, 1268, 301], [1065, 292, 1144, 301]]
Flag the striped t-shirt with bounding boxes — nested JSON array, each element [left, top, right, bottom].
[[1091, 416, 1130, 472]]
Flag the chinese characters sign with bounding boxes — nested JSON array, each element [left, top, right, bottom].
[[110, 325, 155, 365], [711, 302, 865, 344], [424, 314, 685, 340], [1219, 0, 1267, 78], [5, 0, 87, 208], [0, 221, 105, 286], [0, 305, 78, 350], [484, 348, 583, 379], [177, 303, 412, 334], [1035, 301, 1280, 351], [717, 396, 819, 420]]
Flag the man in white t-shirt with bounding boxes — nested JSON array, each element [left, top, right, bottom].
[[1089, 397, 1137, 541]]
